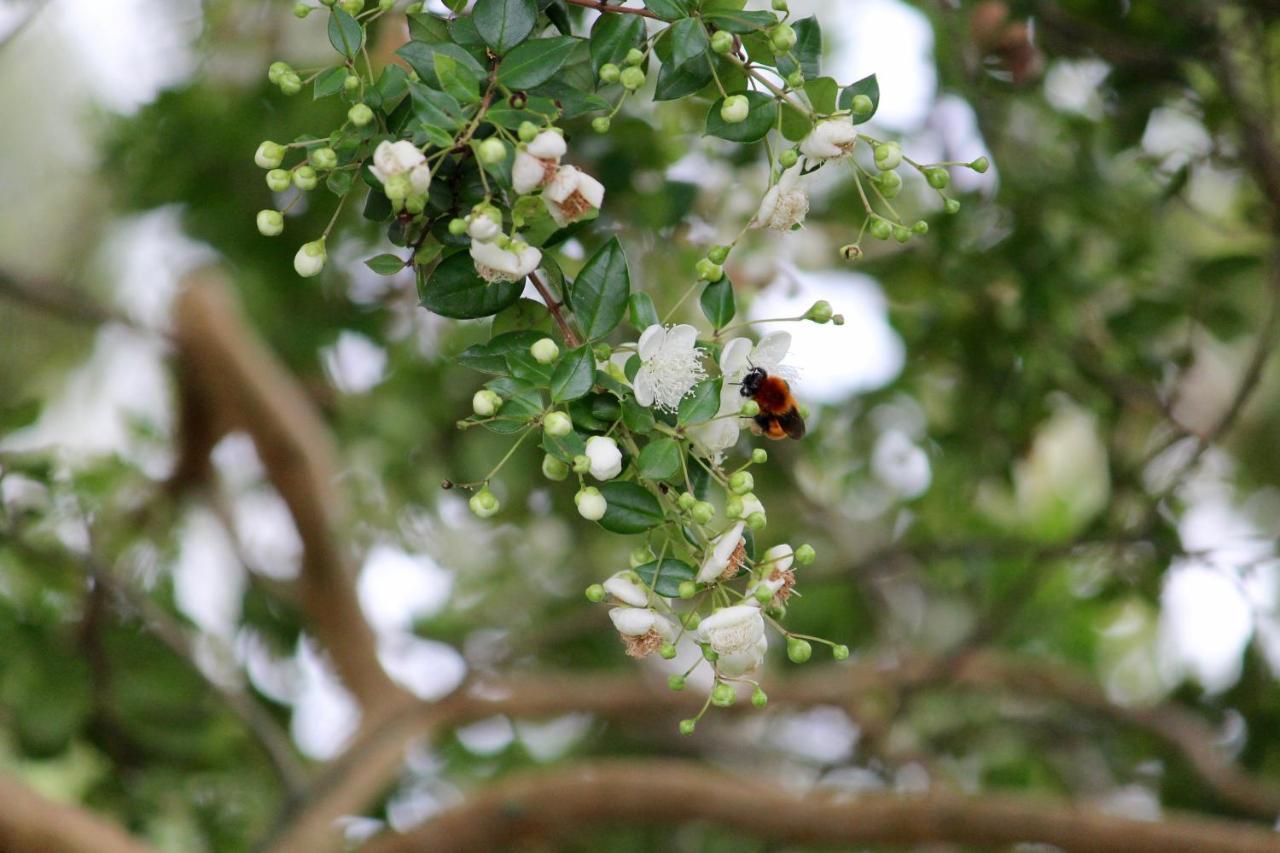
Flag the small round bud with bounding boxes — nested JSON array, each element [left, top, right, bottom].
[[766, 604, 786, 620], [754, 585, 774, 605], [572, 454, 590, 474], [320, 0, 336, 6], [769, 22, 797, 52], [659, 642, 677, 660], [694, 258, 724, 282], [624, 48, 645, 66], [751, 448, 768, 464], [518, 120, 539, 142], [683, 612, 700, 630], [530, 337, 559, 364], [794, 543, 815, 565], [691, 501, 715, 524], [840, 244, 863, 262], [575, 486, 607, 520], [591, 116, 611, 134], [469, 486, 500, 518], [924, 166, 950, 189], [620, 66, 645, 90], [911, 220, 929, 235], [543, 411, 572, 437], [311, 147, 338, 170], [832, 644, 850, 660], [740, 400, 760, 418], [668, 674, 687, 691], [266, 169, 292, 192], [344, 74, 360, 93], [669, 493, 694, 514], [293, 2, 311, 18], [678, 580, 697, 599], [508, 91, 527, 109], [599, 62, 621, 83], [873, 141, 902, 171], [477, 138, 506, 165], [256, 209, 285, 237], [294, 238, 327, 277], [729, 471, 754, 495], [379, 0, 394, 9], [702, 645, 719, 662], [711, 683, 736, 707], [851, 93, 874, 117], [969, 155, 989, 173], [629, 546, 654, 568], [348, 103, 374, 126], [678, 718, 696, 735], [592, 343, 612, 362], [786, 69, 804, 89], [472, 389, 503, 417], [751, 686, 768, 707], [383, 172, 411, 202], [710, 30, 735, 55], [892, 225, 911, 243], [944, 198, 961, 215], [292, 165, 318, 191], [877, 169, 902, 198], [725, 495, 744, 519], [267, 62, 290, 85], [405, 194, 426, 215], [786, 636, 812, 663], [805, 299, 834, 323], [542, 453, 570, 481], [279, 72, 303, 95], [254, 140, 286, 169], [707, 244, 730, 264], [868, 218, 892, 241], [746, 511, 767, 531], [719, 94, 750, 124], [585, 583, 606, 602], [778, 148, 798, 168], [448, 217, 468, 236], [340, 0, 362, 13], [771, 0, 788, 9]]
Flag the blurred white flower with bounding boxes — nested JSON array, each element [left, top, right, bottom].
[[585, 435, 623, 481], [544, 165, 605, 226], [800, 120, 858, 160], [470, 238, 541, 284], [871, 430, 931, 499], [632, 324, 706, 412], [698, 605, 767, 676], [512, 130, 566, 194], [697, 520, 746, 583], [752, 165, 808, 231]]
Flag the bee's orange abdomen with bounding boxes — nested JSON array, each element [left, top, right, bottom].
[[753, 376, 793, 414]]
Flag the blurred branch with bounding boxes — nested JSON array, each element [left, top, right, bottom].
[[0, 267, 133, 328], [0, 773, 154, 853], [361, 758, 1280, 853]]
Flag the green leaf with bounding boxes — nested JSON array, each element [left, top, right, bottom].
[[542, 428, 587, 463], [678, 377, 722, 425], [375, 65, 410, 102], [570, 237, 631, 341], [704, 10, 775, 32], [654, 54, 712, 101], [328, 8, 364, 59], [637, 437, 681, 479], [314, 67, 348, 99], [473, 0, 537, 54], [434, 52, 480, 103], [449, 14, 486, 48], [326, 168, 354, 197], [628, 292, 660, 330], [418, 252, 524, 319], [642, 0, 689, 20], [699, 277, 735, 328], [805, 76, 838, 114], [409, 81, 464, 130], [634, 558, 696, 597], [622, 397, 656, 433], [457, 330, 547, 374], [550, 345, 596, 402], [365, 253, 406, 276], [589, 13, 645, 72], [780, 16, 820, 79], [668, 17, 710, 69], [598, 482, 665, 533], [491, 297, 554, 336], [838, 74, 879, 124], [705, 91, 777, 143], [485, 377, 544, 433], [498, 36, 582, 89], [407, 12, 450, 42], [397, 41, 487, 86], [528, 80, 610, 118], [780, 101, 813, 142], [506, 349, 555, 385]]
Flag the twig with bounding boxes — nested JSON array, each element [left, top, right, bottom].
[[0, 774, 155, 853], [0, 267, 136, 329], [563, 0, 660, 19], [527, 269, 581, 347]]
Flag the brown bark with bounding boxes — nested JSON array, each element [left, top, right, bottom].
[[0, 775, 155, 853]]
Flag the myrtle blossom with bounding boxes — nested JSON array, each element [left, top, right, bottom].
[[747, 544, 796, 607], [603, 570, 655, 608], [466, 206, 503, 242], [752, 165, 808, 231], [544, 165, 605, 226], [585, 435, 622, 481], [632, 324, 706, 412], [470, 236, 541, 284], [609, 606, 677, 659], [512, 130, 566, 194], [697, 520, 746, 584], [689, 331, 792, 458], [800, 119, 858, 160], [697, 605, 767, 677], [575, 486, 607, 520], [370, 140, 431, 195]]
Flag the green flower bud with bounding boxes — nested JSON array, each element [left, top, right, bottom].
[[840, 244, 863, 261], [719, 94, 750, 124], [572, 454, 590, 474], [319, 0, 335, 6], [678, 718, 696, 735], [476, 137, 506, 165], [873, 141, 902, 171], [729, 471, 754, 495], [599, 62, 621, 83], [832, 644, 850, 660], [786, 636, 812, 663], [725, 495, 744, 518], [348, 103, 374, 126], [851, 93, 874, 117], [518, 120, 539, 142], [344, 74, 360, 93], [778, 148, 798, 168], [702, 645, 719, 662], [630, 546, 655, 568], [754, 585, 774, 605], [267, 62, 290, 85], [892, 225, 911, 243], [740, 400, 760, 418], [786, 69, 804, 89], [682, 612, 700, 630], [472, 389, 503, 417], [620, 65, 645, 90], [771, 0, 788, 9], [970, 155, 989, 173], [710, 30, 735, 55], [624, 47, 645, 66], [877, 169, 902, 198], [746, 511, 767, 531], [752, 448, 768, 464], [794, 543, 815, 565], [543, 411, 572, 437], [677, 491, 697, 510], [707, 244, 730, 264], [591, 116, 611, 134], [766, 604, 786, 620], [469, 486, 500, 518], [279, 72, 303, 95], [694, 257, 724, 282], [311, 147, 338, 170], [294, 238, 327, 277], [659, 642, 677, 660], [585, 583, 606, 602], [405, 194, 426, 215], [924, 166, 950, 189], [406, 1, 423, 11], [379, 0, 394, 9], [751, 686, 768, 708], [266, 169, 292, 192], [711, 683, 736, 707], [256, 209, 285, 237], [678, 580, 697, 599], [542, 453, 570, 481], [868, 218, 892, 241], [383, 172, 411, 202], [769, 22, 797, 52], [691, 501, 715, 524], [340, 0, 363, 14], [912, 220, 929, 235], [448, 217, 468, 236], [292, 165, 318, 191], [592, 343, 612, 362], [944, 198, 961, 214], [254, 140, 286, 169], [668, 674, 687, 691], [805, 299, 834, 323], [293, 2, 311, 17], [530, 337, 560, 364]]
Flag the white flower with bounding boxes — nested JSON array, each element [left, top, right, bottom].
[[697, 605, 767, 676], [470, 237, 542, 283], [752, 165, 808, 231], [609, 606, 677, 658], [632, 324, 706, 412], [697, 521, 746, 583], [604, 571, 651, 607], [544, 165, 605, 226], [585, 435, 623, 481], [747, 544, 796, 605], [371, 140, 425, 182], [512, 130, 566, 194], [735, 492, 765, 521], [690, 331, 791, 457], [467, 212, 502, 242], [800, 119, 858, 160], [293, 239, 326, 278]]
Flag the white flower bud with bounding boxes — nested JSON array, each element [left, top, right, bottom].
[[255, 141, 286, 169], [256, 210, 284, 237], [472, 389, 502, 417], [530, 337, 560, 364], [293, 239, 326, 278], [584, 435, 623, 481], [575, 487, 608, 520]]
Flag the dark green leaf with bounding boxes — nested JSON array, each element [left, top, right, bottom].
[[375, 65, 409, 102], [528, 80, 610, 118], [397, 41, 487, 86], [435, 52, 481, 103], [598, 482, 664, 533], [589, 13, 645, 72], [409, 81, 464, 130], [506, 349, 555, 385], [699, 277, 735, 328], [365, 253, 406, 276], [655, 54, 711, 101], [550, 345, 596, 402], [780, 101, 813, 141], [418, 252, 524, 319], [473, 0, 538, 54], [706, 91, 777, 143], [678, 377, 722, 425], [704, 10, 775, 33], [622, 396, 656, 433], [838, 73, 879, 124], [668, 17, 710, 69], [485, 377, 543, 433], [642, 0, 689, 20], [628, 292, 661, 330], [328, 8, 364, 59], [541, 428, 586, 463], [314, 67, 348, 99], [449, 14, 486, 48], [637, 437, 681, 479], [570, 237, 631, 341], [458, 330, 547, 374], [407, 12, 450, 42], [498, 36, 583, 90], [634, 558, 696, 596], [326, 168, 354, 197], [805, 76, 838, 114], [781, 16, 820, 79]]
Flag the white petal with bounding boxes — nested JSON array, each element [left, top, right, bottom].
[[717, 635, 767, 677], [761, 544, 794, 573], [663, 323, 699, 354], [585, 435, 622, 481], [753, 331, 791, 369], [637, 325, 666, 360], [604, 572, 649, 608], [512, 151, 546, 195], [697, 521, 745, 583], [753, 184, 781, 228], [470, 240, 519, 276], [527, 130, 566, 160], [409, 163, 432, 196], [514, 245, 542, 277], [575, 171, 605, 208], [632, 367, 656, 407], [609, 606, 656, 636], [544, 165, 580, 204], [719, 337, 753, 375]]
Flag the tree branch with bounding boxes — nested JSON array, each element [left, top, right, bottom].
[[362, 759, 1280, 853], [563, 0, 660, 19], [0, 774, 154, 853]]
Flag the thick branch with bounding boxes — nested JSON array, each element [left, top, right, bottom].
[[0, 774, 154, 853], [363, 759, 1280, 853], [563, 0, 659, 19]]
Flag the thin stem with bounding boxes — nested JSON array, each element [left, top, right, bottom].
[[563, 0, 660, 18], [528, 270, 582, 347]]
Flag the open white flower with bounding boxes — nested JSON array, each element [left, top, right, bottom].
[[690, 331, 792, 457], [604, 570, 652, 608], [697, 605, 767, 676], [609, 606, 677, 658], [632, 324, 706, 412], [370, 140, 431, 194], [470, 237, 542, 284], [544, 165, 605, 226], [800, 119, 858, 160], [697, 521, 746, 583], [585, 435, 623, 481], [512, 130, 567, 194], [747, 544, 796, 606], [752, 165, 808, 231]]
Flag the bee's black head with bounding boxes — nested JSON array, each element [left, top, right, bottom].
[[740, 367, 767, 397]]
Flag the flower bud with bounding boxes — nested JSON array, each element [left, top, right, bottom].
[[383, 172, 411, 202], [254, 141, 286, 169], [344, 74, 360, 93], [599, 62, 621, 83], [786, 636, 812, 663], [778, 148, 798, 168], [472, 389, 502, 417], [319, 0, 335, 6], [477, 137, 506, 165], [746, 511, 767, 530], [448, 217, 468, 236], [771, 0, 788, 9], [711, 683, 736, 707], [620, 65, 645, 90], [691, 501, 715, 524], [348, 103, 374, 126], [405, 194, 426, 215], [340, 0, 362, 12], [869, 218, 892, 241], [729, 471, 754, 495], [293, 2, 310, 17], [678, 718, 696, 735], [518, 120, 539, 142], [970, 155, 989, 173], [893, 225, 910, 243], [794, 543, 815, 565], [751, 686, 768, 707], [840, 244, 863, 261], [702, 645, 719, 663], [694, 258, 724, 282], [293, 165, 318, 191], [585, 583, 606, 602], [267, 62, 290, 85], [678, 580, 697, 599], [379, 0, 394, 8], [311, 147, 338, 170], [752, 448, 768, 464], [944, 198, 961, 214], [769, 23, 797, 52], [624, 47, 644, 66], [266, 169, 292, 192], [279, 72, 303, 95], [851, 93, 874, 118], [805, 299, 834, 323], [543, 411, 573, 437], [725, 495, 744, 518], [630, 546, 655, 568], [676, 492, 696, 510], [293, 239, 327, 277], [786, 69, 804, 88], [591, 116, 611, 134], [912, 220, 929, 235], [740, 400, 760, 417], [592, 343, 612, 362], [668, 674, 686, 691], [575, 486, 607, 520], [659, 642, 677, 660], [541, 453, 570, 481], [877, 169, 902, 198], [924, 166, 950, 189], [707, 244, 730, 264], [469, 486, 500, 518], [530, 337, 559, 364], [719, 94, 750, 124], [572, 454, 590, 474], [753, 585, 774, 604], [832, 644, 850, 660], [710, 30, 735, 55], [873, 141, 902, 171], [256, 210, 285, 237]]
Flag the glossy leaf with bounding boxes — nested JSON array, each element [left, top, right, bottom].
[[418, 253, 524, 319], [598, 482, 664, 533], [838, 73, 880, 124], [589, 13, 645, 72], [634, 558, 697, 597], [705, 92, 777, 143], [498, 37, 582, 89], [678, 377, 722, 425], [641, 0, 689, 20], [328, 8, 363, 59], [473, 0, 537, 54], [550, 345, 596, 402], [637, 437, 681, 480], [457, 331, 547, 374], [699, 277, 735, 329], [570, 237, 631, 341]]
